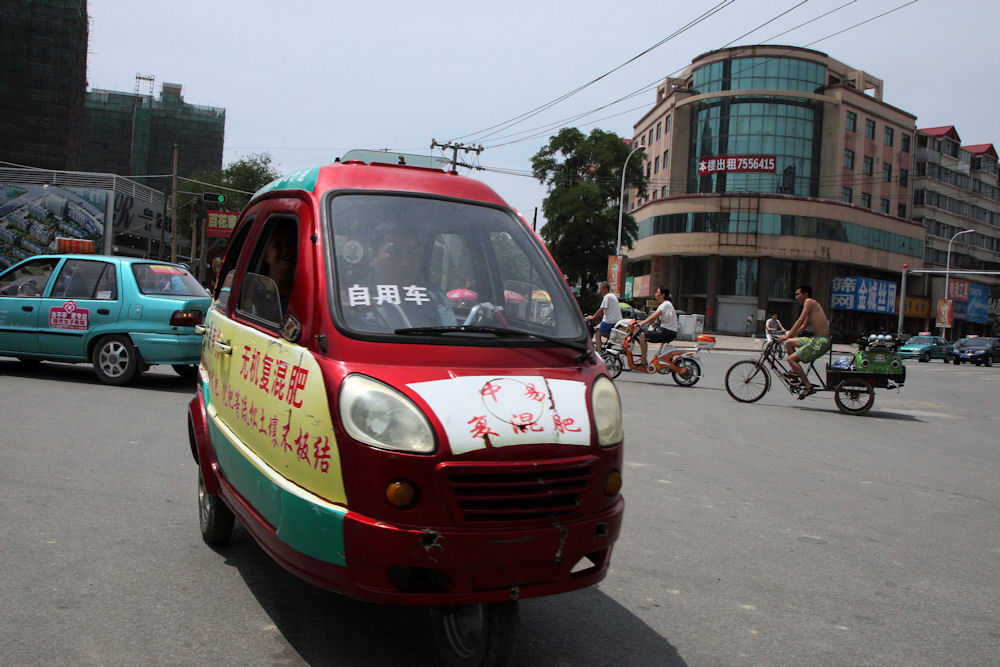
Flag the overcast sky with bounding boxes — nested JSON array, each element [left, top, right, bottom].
[[86, 0, 1000, 221]]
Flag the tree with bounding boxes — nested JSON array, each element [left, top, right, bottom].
[[175, 153, 282, 236], [531, 128, 647, 295]]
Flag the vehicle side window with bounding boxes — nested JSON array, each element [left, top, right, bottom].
[[235, 215, 299, 328], [0, 257, 60, 297], [213, 218, 253, 311], [51, 259, 117, 300]]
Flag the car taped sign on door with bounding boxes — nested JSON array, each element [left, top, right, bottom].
[[49, 300, 89, 330]]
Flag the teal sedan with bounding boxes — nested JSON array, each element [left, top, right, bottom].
[[0, 254, 210, 385], [898, 335, 954, 363]]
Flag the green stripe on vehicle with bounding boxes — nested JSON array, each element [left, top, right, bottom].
[[207, 417, 346, 566]]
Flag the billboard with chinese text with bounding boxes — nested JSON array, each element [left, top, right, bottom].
[[830, 275, 897, 314]]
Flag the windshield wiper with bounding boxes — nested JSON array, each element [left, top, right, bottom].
[[394, 325, 594, 362]]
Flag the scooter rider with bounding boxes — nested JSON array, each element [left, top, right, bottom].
[[637, 287, 678, 365], [586, 281, 622, 353]]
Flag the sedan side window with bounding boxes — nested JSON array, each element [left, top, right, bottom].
[[0, 257, 60, 297], [51, 259, 117, 300]]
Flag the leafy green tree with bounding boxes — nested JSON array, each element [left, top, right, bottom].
[[176, 153, 282, 236], [531, 128, 647, 295]]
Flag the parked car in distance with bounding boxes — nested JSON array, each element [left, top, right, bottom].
[[952, 337, 1000, 366], [898, 335, 954, 362], [0, 254, 210, 384]]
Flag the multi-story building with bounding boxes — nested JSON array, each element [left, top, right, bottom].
[[80, 82, 226, 194], [623, 45, 925, 337], [0, 0, 88, 170], [911, 126, 999, 337]]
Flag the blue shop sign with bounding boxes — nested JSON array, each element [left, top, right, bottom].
[[830, 275, 897, 314], [966, 283, 989, 324]]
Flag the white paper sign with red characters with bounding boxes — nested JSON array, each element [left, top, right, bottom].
[[49, 300, 90, 330], [407, 375, 591, 454]]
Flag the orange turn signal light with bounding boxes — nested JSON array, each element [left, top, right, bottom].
[[604, 471, 622, 496], [385, 480, 417, 508]]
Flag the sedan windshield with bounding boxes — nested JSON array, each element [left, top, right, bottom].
[[326, 194, 585, 342], [905, 337, 934, 346], [956, 338, 989, 348]]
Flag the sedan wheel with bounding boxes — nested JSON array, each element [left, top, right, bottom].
[[92, 334, 141, 385]]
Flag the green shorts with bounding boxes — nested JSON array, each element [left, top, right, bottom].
[[794, 336, 831, 363]]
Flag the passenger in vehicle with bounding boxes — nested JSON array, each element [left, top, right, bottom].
[[262, 220, 297, 314]]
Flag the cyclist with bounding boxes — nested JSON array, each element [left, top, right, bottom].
[[637, 286, 678, 366], [778, 285, 830, 399], [586, 281, 622, 353]]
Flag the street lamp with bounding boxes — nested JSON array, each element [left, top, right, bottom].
[[616, 144, 645, 257], [943, 228, 974, 338]]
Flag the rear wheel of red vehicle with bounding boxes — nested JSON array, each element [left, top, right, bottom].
[[198, 472, 234, 545], [430, 601, 518, 667], [92, 334, 141, 385]]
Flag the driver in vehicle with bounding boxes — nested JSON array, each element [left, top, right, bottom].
[[343, 225, 456, 331]]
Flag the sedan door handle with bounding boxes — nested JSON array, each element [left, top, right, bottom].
[[97, 308, 110, 315], [21, 306, 33, 312], [213, 340, 233, 355]]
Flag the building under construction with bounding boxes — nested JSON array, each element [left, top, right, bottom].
[[80, 81, 226, 192], [0, 0, 88, 170]]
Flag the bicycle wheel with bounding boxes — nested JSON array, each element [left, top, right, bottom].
[[834, 379, 874, 415], [725, 360, 770, 403], [601, 352, 622, 379], [671, 357, 702, 387]]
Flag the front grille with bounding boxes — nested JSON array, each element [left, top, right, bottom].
[[440, 457, 595, 523]]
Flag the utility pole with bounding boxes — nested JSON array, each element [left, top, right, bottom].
[[170, 143, 179, 263], [430, 139, 484, 170]]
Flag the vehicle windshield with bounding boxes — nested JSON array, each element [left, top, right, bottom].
[[132, 263, 209, 297], [905, 337, 934, 345], [326, 193, 585, 342], [956, 338, 989, 348]]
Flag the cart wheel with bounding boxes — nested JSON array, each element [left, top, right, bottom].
[[430, 601, 518, 667], [601, 352, 622, 379], [671, 357, 701, 387], [834, 379, 874, 415], [725, 360, 770, 403]]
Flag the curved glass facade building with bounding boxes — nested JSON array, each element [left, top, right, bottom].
[[624, 46, 926, 336]]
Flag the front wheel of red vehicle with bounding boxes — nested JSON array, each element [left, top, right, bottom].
[[198, 472, 234, 546], [430, 601, 519, 667]]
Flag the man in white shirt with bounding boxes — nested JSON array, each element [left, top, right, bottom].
[[586, 281, 623, 352], [637, 286, 678, 365]]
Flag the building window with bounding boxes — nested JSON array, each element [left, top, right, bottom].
[[662, 149, 668, 168], [863, 156, 873, 176], [646, 162, 651, 177], [898, 203, 907, 218], [884, 127, 894, 146], [844, 149, 855, 169], [846, 111, 857, 131], [865, 119, 876, 139], [665, 114, 671, 132], [654, 156, 659, 174], [842, 187, 853, 203], [661, 186, 667, 197], [861, 192, 872, 208], [901, 134, 910, 152], [880, 198, 890, 214], [882, 163, 892, 183], [656, 122, 662, 140], [899, 168, 908, 187], [648, 129, 654, 145]]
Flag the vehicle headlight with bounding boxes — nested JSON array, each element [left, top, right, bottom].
[[591, 376, 623, 446], [339, 374, 435, 454]]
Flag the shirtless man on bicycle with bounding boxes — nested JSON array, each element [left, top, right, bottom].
[[778, 284, 830, 399]]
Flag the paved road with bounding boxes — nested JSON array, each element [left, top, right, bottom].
[[1, 354, 997, 665]]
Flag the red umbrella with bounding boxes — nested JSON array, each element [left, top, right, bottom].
[[447, 288, 478, 300]]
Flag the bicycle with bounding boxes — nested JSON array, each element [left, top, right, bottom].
[[600, 319, 714, 387], [724, 336, 905, 415]]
